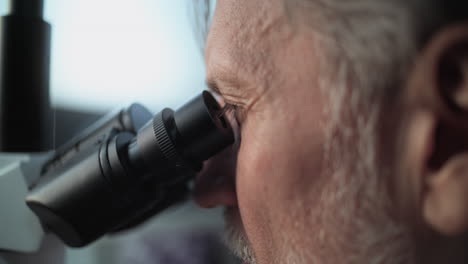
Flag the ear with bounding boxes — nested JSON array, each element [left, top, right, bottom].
[[406, 24, 468, 236]]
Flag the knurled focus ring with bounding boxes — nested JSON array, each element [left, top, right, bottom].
[[153, 112, 179, 165]]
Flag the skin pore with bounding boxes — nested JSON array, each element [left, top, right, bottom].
[[193, 0, 468, 263]]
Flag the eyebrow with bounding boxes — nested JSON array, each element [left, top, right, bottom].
[[206, 79, 221, 95]]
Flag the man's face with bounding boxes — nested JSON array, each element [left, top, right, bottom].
[[194, 0, 410, 263]]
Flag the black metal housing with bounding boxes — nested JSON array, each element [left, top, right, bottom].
[[0, 0, 52, 151], [26, 92, 234, 247]]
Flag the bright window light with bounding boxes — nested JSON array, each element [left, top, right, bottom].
[[39, 0, 206, 112]]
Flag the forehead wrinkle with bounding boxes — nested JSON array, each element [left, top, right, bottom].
[[207, 0, 293, 103]]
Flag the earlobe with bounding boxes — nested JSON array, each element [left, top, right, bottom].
[[423, 153, 468, 235]]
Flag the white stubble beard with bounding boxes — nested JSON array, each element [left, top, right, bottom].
[[224, 207, 257, 264]]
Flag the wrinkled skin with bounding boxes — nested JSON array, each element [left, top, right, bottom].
[[194, 1, 368, 263], [193, 0, 468, 263]]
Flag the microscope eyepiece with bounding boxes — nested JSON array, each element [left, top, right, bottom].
[[130, 91, 233, 178], [26, 91, 234, 247], [174, 91, 232, 161]]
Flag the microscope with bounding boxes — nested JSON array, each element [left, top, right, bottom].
[[0, 1, 234, 263]]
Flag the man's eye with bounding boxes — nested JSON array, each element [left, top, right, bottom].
[[220, 103, 242, 126], [220, 103, 242, 143], [205, 85, 244, 126]]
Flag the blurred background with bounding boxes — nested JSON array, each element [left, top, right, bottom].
[[0, 0, 239, 263]]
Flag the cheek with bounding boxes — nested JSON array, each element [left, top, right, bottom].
[[235, 94, 328, 253]]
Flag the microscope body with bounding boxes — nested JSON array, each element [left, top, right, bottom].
[[0, 0, 234, 263], [0, 104, 155, 263], [0, 105, 143, 263], [0, 92, 233, 263]]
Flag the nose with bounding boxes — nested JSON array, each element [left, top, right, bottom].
[[193, 145, 238, 208]]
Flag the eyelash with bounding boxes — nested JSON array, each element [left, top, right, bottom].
[[220, 103, 243, 144], [219, 103, 242, 125], [207, 86, 244, 125]]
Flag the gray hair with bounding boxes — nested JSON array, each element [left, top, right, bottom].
[[192, 1, 468, 263], [297, 0, 468, 102], [287, 1, 468, 263]]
